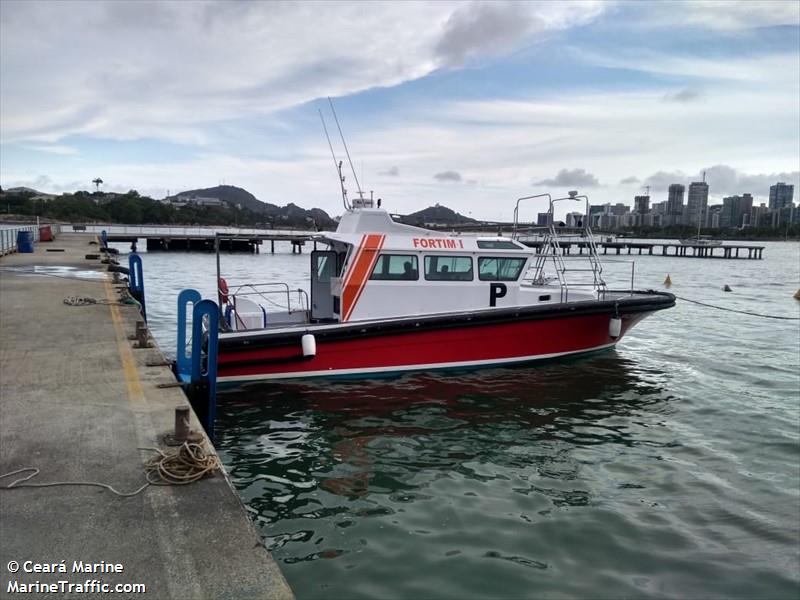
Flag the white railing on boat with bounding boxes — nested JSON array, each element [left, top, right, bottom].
[[220, 282, 309, 330]]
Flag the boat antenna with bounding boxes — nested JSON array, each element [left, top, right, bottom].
[[319, 109, 351, 211], [328, 97, 364, 201]]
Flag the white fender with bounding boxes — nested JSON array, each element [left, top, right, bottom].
[[609, 317, 622, 339], [301, 334, 317, 358]]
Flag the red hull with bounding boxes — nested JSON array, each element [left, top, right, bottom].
[[216, 311, 648, 384]]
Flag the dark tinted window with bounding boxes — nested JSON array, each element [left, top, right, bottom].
[[424, 255, 473, 281], [370, 254, 418, 280], [477, 240, 522, 249], [478, 257, 527, 281]]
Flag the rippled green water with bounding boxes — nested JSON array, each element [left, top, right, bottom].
[[137, 240, 800, 599]]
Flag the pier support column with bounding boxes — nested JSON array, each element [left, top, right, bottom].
[[271, 240, 275, 254]]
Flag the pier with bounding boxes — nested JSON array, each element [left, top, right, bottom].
[[69, 224, 316, 253], [519, 239, 765, 259], [0, 235, 293, 599]]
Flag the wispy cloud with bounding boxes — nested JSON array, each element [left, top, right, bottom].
[[23, 144, 79, 155], [0, 1, 607, 145]]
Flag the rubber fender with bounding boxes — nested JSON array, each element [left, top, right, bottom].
[[107, 265, 130, 275], [219, 277, 229, 304]]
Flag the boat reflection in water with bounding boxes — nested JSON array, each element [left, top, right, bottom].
[[215, 351, 672, 560]]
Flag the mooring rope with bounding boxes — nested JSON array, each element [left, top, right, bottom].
[[674, 295, 800, 321], [0, 442, 220, 497]]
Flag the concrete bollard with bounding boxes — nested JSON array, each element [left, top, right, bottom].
[[134, 320, 150, 348], [175, 406, 191, 442]]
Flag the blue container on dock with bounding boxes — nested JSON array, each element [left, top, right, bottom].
[[16, 230, 34, 253]]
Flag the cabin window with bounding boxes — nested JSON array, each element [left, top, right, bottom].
[[370, 254, 418, 280], [477, 240, 522, 250], [478, 257, 527, 281], [424, 255, 473, 281]]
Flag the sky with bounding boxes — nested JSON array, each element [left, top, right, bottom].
[[1, 0, 799, 221]]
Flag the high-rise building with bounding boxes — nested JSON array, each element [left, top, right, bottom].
[[651, 201, 667, 215], [720, 194, 754, 228], [666, 184, 685, 225], [751, 203, 770, 228], [707, 205, 723, 228], [611, 203, 630, 216], [634, 195, 650, 214], [769, 182, 794, 210], [667, 184, 685, 215], [687, 181, 709, 227]]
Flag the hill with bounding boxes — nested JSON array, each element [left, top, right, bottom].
[[169, 185, 336, 229], [398, 204, 477, 226]]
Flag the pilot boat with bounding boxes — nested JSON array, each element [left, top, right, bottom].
[[208, 190, 675, 385]]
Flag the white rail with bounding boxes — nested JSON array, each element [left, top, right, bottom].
[[0, 224, 61, 256], [61, 224, 315, 237]]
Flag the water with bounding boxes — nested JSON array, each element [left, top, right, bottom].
[[119, 239, 800, 599]]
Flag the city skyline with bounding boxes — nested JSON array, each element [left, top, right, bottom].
[[1, 1, 798, 220]]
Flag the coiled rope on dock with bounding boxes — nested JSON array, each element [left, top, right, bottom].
[[63, 292, 140, 307], [674, 295, 800, 321], [143, 442, 221, 485], [0, 442, 220, 497]]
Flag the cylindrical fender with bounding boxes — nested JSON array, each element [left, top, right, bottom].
[[218, 277, 229, 304]]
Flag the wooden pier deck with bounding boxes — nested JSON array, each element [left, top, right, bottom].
[[519, 239, 765, 259]]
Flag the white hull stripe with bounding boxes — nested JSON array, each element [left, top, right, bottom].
[[217, 342, 617, 383]]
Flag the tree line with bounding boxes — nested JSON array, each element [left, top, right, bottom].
[[0, 189, 315, 229]]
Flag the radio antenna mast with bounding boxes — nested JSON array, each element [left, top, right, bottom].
[[328, 97, 364, 201], [319, 109, 350, 211]]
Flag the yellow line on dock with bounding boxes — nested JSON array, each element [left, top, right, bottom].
[[103, 277, 145, 403]]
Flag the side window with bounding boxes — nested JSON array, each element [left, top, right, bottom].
[[424, 255, 473, 281], [370, 254, 418, 280], [478, 257, 527, 281]]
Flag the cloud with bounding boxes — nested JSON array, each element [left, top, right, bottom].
[[435, 2, 543, 66], [0, 1, 607, 145], [534, 168, 599, 187], [434, 170, 462, 182], [662, 88, 702, 103], [23, 144, 79, 155], [380, 166, 400, 177], [4, 175, 85, 194], [633, 1, 800, 31], [620, 176, 640, 185], [643, 165, 800, 198]]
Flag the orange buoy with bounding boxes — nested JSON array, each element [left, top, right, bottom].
[[664, 274, 672, 288]]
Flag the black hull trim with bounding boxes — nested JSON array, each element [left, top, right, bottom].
[[218, 290, 675, 353]]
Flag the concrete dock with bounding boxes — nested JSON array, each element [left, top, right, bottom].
[[0, 235, 293, 598]]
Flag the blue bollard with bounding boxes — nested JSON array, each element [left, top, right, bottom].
[[176, 289, 202, 382], [128, 254, 146, 321], [190, 299, 219, 440]]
